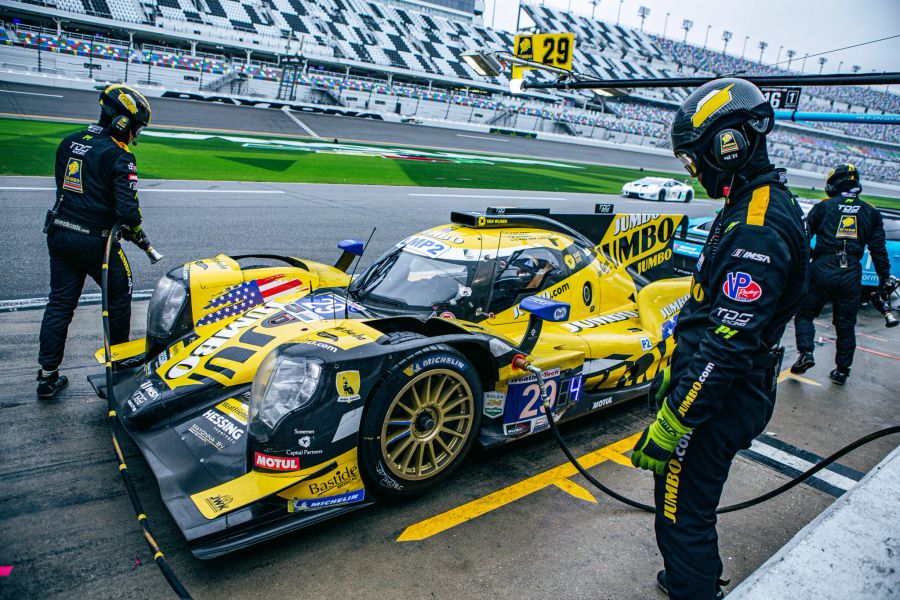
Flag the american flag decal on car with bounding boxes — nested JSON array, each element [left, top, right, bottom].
[[196, 275, 306, 326]]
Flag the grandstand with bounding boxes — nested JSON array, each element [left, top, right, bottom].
[[0, 0, 897, 182]]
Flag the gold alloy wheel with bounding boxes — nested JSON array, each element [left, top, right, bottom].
[[380, 368, 475, 481]]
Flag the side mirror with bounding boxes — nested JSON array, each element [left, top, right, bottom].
[[518, 296, 570, 354], [520, 296, 570, 322], [334, 239, 364, 272], [509, 78, 525, 95]]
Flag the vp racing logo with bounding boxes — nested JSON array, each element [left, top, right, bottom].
[[722, 272, 761, 303]]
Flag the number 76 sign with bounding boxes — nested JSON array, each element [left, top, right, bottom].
[[512, 33, 575, 79]]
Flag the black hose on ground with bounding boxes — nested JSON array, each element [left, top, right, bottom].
[[523, 360, 900, 514], [102, 224, 192, 599]]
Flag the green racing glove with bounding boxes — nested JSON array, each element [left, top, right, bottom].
[[652, 366, 671, 409], [631, 400, 692, 475]]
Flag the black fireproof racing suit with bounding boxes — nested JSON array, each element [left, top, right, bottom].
[[38, 124, 142, 370], [656, 170, 809, 599], [794, 194, 891, 371]]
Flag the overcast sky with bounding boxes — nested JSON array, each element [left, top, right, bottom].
[[483, 0, 900, 74]]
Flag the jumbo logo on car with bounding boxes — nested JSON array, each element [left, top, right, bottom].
[[602, 216, 677, 267], [165, 301, 282, 379]]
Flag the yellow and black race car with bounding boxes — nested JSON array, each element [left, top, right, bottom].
[[91, 206, 691, 558]]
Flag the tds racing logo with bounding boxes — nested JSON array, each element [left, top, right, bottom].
[[722, 272, 761, 303]]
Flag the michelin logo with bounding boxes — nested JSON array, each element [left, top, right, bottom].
[[289, 489, 366, 513]]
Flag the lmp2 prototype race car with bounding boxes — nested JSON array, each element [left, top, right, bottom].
[[90, 206, 690, 558], [621, 177, 694, 202]]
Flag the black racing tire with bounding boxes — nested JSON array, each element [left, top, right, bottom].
[[658, 190, 666, 202], [685, 190, 693, 203], [359, 344, 482, 499]]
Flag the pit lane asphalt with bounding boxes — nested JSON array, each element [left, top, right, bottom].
[[1, 299, 898, 599], [1, 181, 898, 599]]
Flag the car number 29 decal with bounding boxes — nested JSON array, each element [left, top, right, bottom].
[[504, 368, 561, 424]]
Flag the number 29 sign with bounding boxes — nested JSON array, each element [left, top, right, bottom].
[[512, 33, 575, 79]]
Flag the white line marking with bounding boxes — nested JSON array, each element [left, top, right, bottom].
[[0, 290, 154, 312], [408, 193, 563, 200], [748, 440, 858, 491], [281, 106, 320, 138], [457, 134, 509, 142], [0, 187, 283, 194], [0, 90, 64, 98]]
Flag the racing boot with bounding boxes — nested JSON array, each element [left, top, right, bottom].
[[656, 570, 726, 599], [36, 369, 69, 399], [830, 368, 850, 385], [790, 352, 815, 374]]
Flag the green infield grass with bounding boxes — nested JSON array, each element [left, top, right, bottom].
[[2, 117, 897, 209]]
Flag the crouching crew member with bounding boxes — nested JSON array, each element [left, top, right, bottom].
[[630, 78, 809, 599], [37, 84, 152, 398], [790, 164, 892, 384]]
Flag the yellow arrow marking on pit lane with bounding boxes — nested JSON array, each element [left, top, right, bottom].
[[396, 432, 641, 542], [777, 367, 822, 387], [553, 478, 598, 503]]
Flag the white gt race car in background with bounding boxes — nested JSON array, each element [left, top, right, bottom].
[[621, 177, 694, 202]]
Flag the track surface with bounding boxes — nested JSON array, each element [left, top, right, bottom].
[[0, 81, 684, 172], [0, 181, 898, 599], [0, 177, 720, 300], [2, 80, 874, 197]]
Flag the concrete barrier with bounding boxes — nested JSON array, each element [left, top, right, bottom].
[[728, 445, 900, 599]]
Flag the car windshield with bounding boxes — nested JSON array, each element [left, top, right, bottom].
[[352, 248, 477, 311]]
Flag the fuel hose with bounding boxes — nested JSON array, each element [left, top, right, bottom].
[[516, 357, 900, 514], [102, 224, 192, 599]]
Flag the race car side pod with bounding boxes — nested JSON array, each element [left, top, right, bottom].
[[102, 224, 192, 600], [511, 356, 900, 514]]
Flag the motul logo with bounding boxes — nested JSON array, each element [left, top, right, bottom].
[[254, 452, 299, 471]]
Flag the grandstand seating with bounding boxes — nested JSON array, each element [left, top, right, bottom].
[[0, 0, 897, 182]]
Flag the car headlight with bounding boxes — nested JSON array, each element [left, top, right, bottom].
[[249, 351, 323, 441], [147, 275, 187, 338]]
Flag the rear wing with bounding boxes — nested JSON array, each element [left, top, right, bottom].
[[451, 206, 688, 284]]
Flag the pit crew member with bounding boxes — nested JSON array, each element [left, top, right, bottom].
[[37, 84, 152, 398], [790, 164, 892, 384], [630, 78, 809, 599]]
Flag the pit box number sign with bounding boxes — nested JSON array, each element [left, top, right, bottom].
[[760, 87, 801, 110], [512, 32, 575, 79]]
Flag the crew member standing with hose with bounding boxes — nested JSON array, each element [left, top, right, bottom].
[[790, 164, 893, 384], [629, 79, 809, 599], [37, 84, 154, 398]]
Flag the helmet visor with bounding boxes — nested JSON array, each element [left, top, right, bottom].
[[676, 151, 700, 178]]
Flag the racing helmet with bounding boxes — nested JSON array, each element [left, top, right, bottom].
[[825, 163, 863, 197], [670, 78, 774, 197], [99, 84, 152, 142]]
